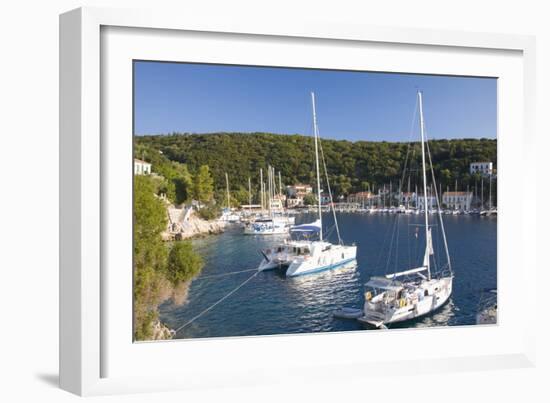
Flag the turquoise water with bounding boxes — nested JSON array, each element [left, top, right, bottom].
[[160, 212, 497, 339]]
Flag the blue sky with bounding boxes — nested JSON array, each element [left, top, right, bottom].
[[134, 61, 496, 141]]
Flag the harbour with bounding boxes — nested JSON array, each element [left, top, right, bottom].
[[160, 211, 497, 339]]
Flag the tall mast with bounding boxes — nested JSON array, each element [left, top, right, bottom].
[[260, 168, 264, 211], [311, 92, 323, 241], [418, 91, 431, 280], [267, 166, 272, 216], [481, 176, 485, 210], [225, 172, 231, 209], [489, 174, 493, 210], [248, 177, 252, 213]]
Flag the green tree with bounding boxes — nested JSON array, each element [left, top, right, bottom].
[[303, 193, 317, 206], [166, 242, 204, 284], [193, 165, 214, 207], [133, 175, 168, 340]]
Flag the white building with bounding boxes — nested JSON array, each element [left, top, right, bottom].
[[286, 184, 313, 198], [443, 191, 473, 210], [470, 162, 493, 176], [417, 195, 437, 210], [285, 184, 313, 208], [286, 196, 304, 208], [134, 159, 151, 175]]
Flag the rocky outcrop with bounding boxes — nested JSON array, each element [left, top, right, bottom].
[[150, 320, 176, 340], [164, 206, 227, 240]]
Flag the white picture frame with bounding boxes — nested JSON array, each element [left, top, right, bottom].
[[60, 6, 537, 396]]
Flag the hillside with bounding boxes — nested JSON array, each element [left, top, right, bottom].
[[134, 132, 496, 199]]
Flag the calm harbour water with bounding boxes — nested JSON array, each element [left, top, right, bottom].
[[160, 212, 497, 339]]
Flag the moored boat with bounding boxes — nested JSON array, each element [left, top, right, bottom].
[[258, 92, 357, 276], [359, 91, 454, 328]]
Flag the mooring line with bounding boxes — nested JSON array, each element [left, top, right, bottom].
[[195, 268, 258, 280], [174, 269, 261, 334]]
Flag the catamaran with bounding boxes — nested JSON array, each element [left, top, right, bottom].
[[258, 92, 357, 277], [358, 91, 453, 328]]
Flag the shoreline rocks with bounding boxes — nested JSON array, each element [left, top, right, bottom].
[[164, 206, 228, 241], [150, 320, 176, 340]]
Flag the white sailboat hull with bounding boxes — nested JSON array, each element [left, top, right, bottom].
[[360, 277, 453, 327]]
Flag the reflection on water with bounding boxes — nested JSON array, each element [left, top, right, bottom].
[[159, 212, 497, 339]]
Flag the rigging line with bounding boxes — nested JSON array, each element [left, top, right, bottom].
[[173, 269, 261, 334], [374, 211, 397, 270], [318, 127, 342, 245], [384, 215, 399, 274], [425, 128, 452, 274], [395, 214, 400, 273], [195, 268, 259, 280], [398, 97, 419, 195]]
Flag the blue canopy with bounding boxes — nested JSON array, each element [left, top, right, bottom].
[[291, 219, 321, 233]]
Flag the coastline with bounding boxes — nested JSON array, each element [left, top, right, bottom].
[[164, 206, 228, 241]]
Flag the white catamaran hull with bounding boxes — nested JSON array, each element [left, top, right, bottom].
[[258, 244, 357, 276], [286, 245, 357, 277]]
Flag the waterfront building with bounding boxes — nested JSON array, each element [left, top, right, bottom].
[[417, 195, 437, 210], [347, 191, 374, 204], [443, 191, 473, 210], [134, 158, 151, 175], [320, 193, 332, 205], [470, 162, 493, 176], [286, 183, 313, 198], [286, 195, 304, 208]]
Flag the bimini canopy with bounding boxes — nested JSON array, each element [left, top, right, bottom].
[[291, 219, 321, 233], [365, 277, 403, 291]]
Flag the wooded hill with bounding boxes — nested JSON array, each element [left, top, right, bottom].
[[135, 132, 497, 202]]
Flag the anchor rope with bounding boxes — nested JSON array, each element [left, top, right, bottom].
[[195, 268, 258, 280], [174, 269, 261, 334]]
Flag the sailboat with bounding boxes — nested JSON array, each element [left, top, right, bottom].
[[358, 91, 453, 327], [258, 92, 357, 276], [219, 172, 241, 223], [243, 166, 292, 235]]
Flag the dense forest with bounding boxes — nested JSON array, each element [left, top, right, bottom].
[[135, 132, 497, 205]]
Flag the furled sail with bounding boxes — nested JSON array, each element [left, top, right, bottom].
[[423, 228, 434, 267]]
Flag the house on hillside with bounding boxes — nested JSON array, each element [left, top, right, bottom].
[[134, 159, 151, 175], [470, 162, 493, 176]]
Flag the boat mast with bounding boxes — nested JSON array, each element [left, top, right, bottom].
[[260, 168, 264, 211], [311, 92, 323, 241], [481, 176, 485, 210], [248, 177, 252, 213], [225, 172, 230, 209], [418, 91, 431, 280], [489, 174, 493, 211]]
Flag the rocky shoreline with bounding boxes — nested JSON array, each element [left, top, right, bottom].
[[163, 206, 228, 241]]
